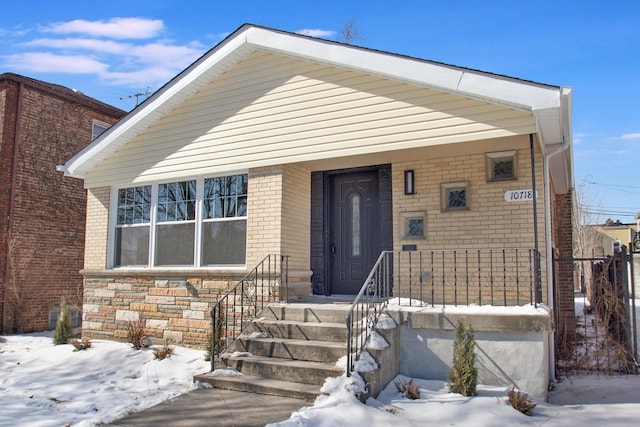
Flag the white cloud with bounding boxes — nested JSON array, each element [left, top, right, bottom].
[[25, 38, 129, 54], [618, 133, 640, 140], [23, 38, 204, 67], [128, 42, 203, 66], [295, 28, 336, 38], [2, 17, 211, 94], [4, 52, 107, 74], [102, 67, 178, 87], [44, 18, 164, 39]]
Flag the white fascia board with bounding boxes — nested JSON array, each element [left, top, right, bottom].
[[245, 27, 562, 113], [62, 25, 568, 179], [62, 31, 254, 179]]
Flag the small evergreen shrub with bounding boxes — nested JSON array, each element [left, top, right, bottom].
[[212, 307, 226, 356], [152, 340, 175, 360], [507, 387, 537, 415], [53, 298, 74, 345], [204, 338, 212, 362], [394, 378, 421, 400], [70, 337, 92, 351], [447, 320, 477, 396], [126, 319, 149, 350]]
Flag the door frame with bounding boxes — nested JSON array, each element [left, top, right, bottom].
[[310, 164, 392, 296]]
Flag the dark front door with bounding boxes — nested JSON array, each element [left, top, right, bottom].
[[329, 170, 380, 295]]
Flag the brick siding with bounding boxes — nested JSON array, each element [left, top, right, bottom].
[[0, 75, 124, 333]]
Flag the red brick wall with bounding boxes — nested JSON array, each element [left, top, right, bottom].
[[553, 191, 575, 341], [1, 78, 124, 333], [0, 80, 19, 327]]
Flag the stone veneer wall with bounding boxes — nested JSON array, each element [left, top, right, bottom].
[[82, 269, 311, 348]]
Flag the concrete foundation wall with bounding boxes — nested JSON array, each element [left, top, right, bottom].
[[374, 309, 551, 400]]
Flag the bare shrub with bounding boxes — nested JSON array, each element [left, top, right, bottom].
[[126, 319, 149, 350], [394, 378, 421, 400], [507, 387, 537, 416], [70, 337, 92, 351], [152, 340, 175, 360]]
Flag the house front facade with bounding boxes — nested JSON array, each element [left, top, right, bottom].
[[60, 25, 574, 348]]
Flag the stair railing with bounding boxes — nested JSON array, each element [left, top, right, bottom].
[[209, 254, 289, 371], [346, 251, 393, 376]]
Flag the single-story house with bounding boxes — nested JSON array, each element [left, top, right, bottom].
[[58, 24, 574, 351]]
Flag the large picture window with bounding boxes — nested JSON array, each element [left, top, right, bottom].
[[113, 174, 247, 268]]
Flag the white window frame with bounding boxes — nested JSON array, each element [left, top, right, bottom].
[[108, 173, 248, 270], [92, 120, 109, 140]]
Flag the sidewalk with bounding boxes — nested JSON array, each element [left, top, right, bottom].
[[108, 388, 307, 427]]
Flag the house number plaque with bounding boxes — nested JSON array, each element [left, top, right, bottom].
[[504, 189, 537, 202]]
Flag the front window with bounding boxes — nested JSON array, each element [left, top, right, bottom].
[[113, 174, 247, 268], [201, 176, 248, 266], [155, 180, 196, 266], [114, 185, 151, 267]]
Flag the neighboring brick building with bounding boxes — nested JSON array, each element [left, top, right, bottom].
[[0, 73, 125, 333]]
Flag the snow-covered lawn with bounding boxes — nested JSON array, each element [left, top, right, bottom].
[[2, 331, 640, 426]]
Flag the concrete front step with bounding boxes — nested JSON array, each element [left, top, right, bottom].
[[219, 355, 343, 385], [235, 337, 346, 362], [254, 319, 347, 342], [262, 303, 351, 324], [193, 372, 322, 401]]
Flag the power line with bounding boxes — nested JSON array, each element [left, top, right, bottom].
[[584, 180, 640, 195]]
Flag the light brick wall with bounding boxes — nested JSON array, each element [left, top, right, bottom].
[[392, 144, 548, 303], [246, 166, 283, 265], [84, 187, 110, 270], [281, 164, 311, 271]]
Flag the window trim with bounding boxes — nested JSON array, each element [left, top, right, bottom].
[[441, 182, 470, 212], [108, 173, 248, 270], [486, 150, 517, 182], [92, 120, 109, 141]]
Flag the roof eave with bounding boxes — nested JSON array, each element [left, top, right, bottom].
[[63, 24, 570, 179]]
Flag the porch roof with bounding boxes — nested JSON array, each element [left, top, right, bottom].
[[58, 24, 572, 191]]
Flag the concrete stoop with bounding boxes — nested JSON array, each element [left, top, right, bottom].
[[194, 303, 355, 401]]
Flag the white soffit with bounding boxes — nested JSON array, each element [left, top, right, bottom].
[[61, 24, 568, 179]]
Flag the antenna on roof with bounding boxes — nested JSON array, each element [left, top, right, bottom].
[[120, 86, 151, 107]]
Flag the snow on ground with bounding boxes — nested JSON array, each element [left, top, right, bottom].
[[1, 333, 639, 427], [0, 332, 209, 426], [268, 373, 640, 427], [2, 297, 640, 426]]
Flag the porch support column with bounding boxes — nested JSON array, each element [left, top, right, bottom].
[[530, 134, 542, 303]]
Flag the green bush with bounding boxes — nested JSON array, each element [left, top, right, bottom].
[[447, 320, 477, 396], [53, 298, 74, 345]]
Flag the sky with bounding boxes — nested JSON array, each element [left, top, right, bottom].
[[2, 312, 640, 426], [1, 0, 638, 223]]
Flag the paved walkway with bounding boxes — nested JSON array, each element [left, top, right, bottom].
[[108, 388, 307, 427]]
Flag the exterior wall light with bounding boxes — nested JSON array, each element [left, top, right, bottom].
[[404, 170, 415, 195]]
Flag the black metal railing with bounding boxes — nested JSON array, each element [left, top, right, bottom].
[[393, 248, 542, 307], [345, 248, 542, 376], [346, 251, 393, 376], [209, 254, 289, 371]]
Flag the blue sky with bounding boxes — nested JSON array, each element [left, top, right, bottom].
[[2, 0, 638, 222]]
